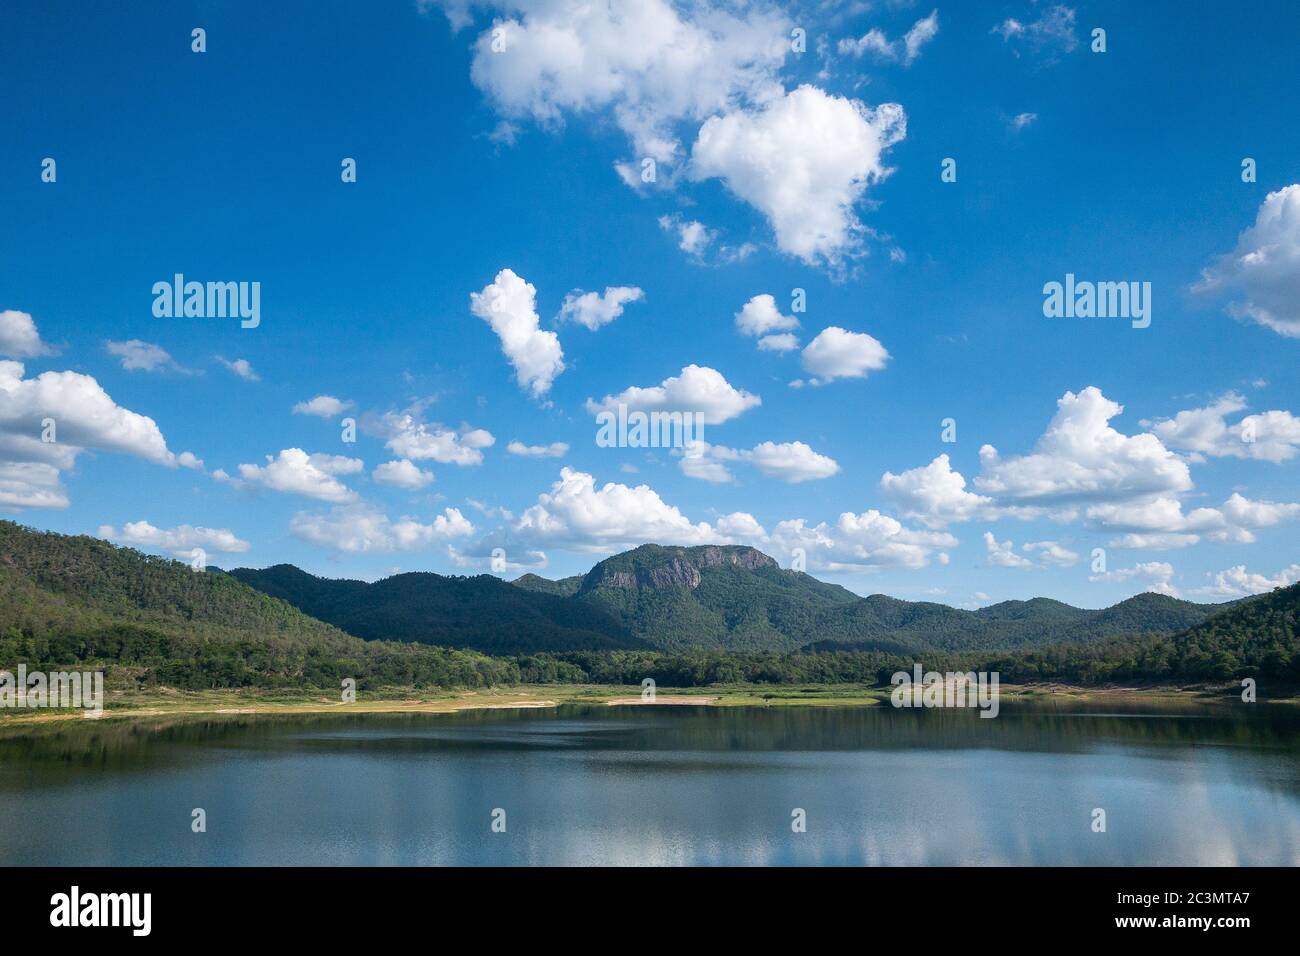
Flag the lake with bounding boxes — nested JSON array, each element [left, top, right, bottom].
[[2, 702, 1299, 866]]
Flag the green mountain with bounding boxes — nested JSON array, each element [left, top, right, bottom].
[[512, 572, 583, 597], [550, 544, 1224, 653], [0, 520, 518, 689], [226, 564, 640, 654], [1170, 581, 1299, 679]]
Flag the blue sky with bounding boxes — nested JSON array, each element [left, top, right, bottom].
[[2, 0, 1297, 608]]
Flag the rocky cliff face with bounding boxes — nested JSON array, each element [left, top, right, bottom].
[[581, 545, 777, 593]]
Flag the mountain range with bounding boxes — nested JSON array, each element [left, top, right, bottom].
[[235, 542, 1225, 655], [3, 521, 1296, 688]]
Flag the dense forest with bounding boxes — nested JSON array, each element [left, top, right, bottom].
[[2, 521, 1297, 692]]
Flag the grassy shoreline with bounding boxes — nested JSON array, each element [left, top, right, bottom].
[[1, 680, 1290, 726]]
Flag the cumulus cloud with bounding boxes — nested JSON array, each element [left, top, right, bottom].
[[448, 530, 548, 573], [757, 333, 799, 352], [983, 531, 1033, 568], [1088, 492, 1300, 548], [838, 9, 938, 65], [585, 364, 760, 425], [98, 520, 250, 557], [735, 294, 799, 339], [878, 387, 1298, 545], [513, 466, 728, 552], [881, 454, 995, 527], [0, 310, 57, 358], [767, 511, 955, 572], [557, 286, 644, 330], [657, 214, 755, 263], [0, 360, 181, 509], [216, 356, 259, 381], [233, 448, 364, 502], [690, 85, 905, 265], [434, 0, 790, 165], [975, 387, 1191, 504], [1195, 563, 1300, 598], [291, 503, 474, 553], [373, 458, 435, 489], [1195, 184, 1300, 338], [1144, 392, 1300, 463], [293, 395, 356, 418], [1023, 540, 1080, 567], [507, 440, 569, 458], [105, 339, 185, 373], [678, 440, 839, 484], [374, 411, 494, 465], [511, 467, 950, 570], [800, 326, 890, 384], [470, 268, 565, 397], [1089, 561, 1179, 597]]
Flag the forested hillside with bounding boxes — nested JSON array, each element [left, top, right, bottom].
[[0, 521, 517, 690], [227, 564, 641, 653]]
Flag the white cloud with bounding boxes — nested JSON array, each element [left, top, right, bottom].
[[217, 356, 259, 381], [512, 466, 950, 570], [440, 0, 790, 165], [748, 441, 839, 482], [975, 387, 1191, 504], [881, 454, 995, 527], [1089, 492, 1300, 548], [557, 286, 644, 330], [470, 268, 565, 397], [657, 214, 755, 263], [768, 512, 956, 572], [373, 458, 435, 489], [105, 339, 182, 373], [690, 85, 905, 265], [507, 440, 569, 458], [235, 448, 364, 502], [839, 9, 939, 65], [514, 466, 727, 552], [983, 531, 1033, 568], [992, 4, 1077, 56], [98, 520, 250, 556], [1023, 540, 1079, 567], [0, 360, 179, 509], [585, 364, 760, 425], [447, 531, 548, 572], [1196, 184, 1300, 337], [293, 395, 356, 418], [375, 411, 494, 465], [1089, 561, 1179, 597], [877, 388, 1283, 537], [291, 503, 474, 553], [659, 215, 714, 257], [758, 333, 800, 352], [1195, 563, 1300, 598], [1146, 393, 1300, 463], [800, 326, 890, 384], [0, 310, 56, 358], [735, 294, 799, 337], [678, 440, 840, 484], [1009, 111, 1038, 130]]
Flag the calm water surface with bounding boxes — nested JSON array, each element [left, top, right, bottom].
[[2, 702, 1299, 865]]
